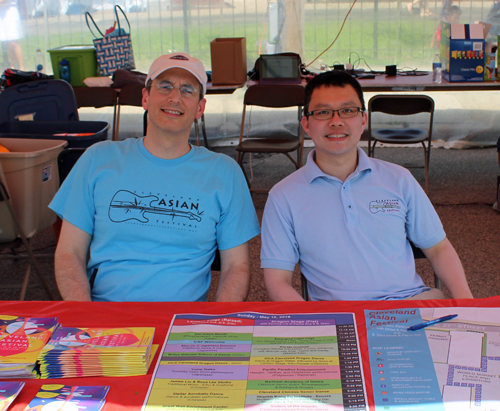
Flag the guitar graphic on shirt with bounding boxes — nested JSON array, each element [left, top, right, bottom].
[[109, 190, 202, 223]]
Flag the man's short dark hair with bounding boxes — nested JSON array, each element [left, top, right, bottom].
[[304, 71, 366, 115]]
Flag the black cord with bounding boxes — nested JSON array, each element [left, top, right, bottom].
[[398, 68, 429, 76]]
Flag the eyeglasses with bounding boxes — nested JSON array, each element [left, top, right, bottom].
[[306, 107, 364, 120], [152, 81, 199, 98]]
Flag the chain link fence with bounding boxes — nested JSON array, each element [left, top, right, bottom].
[[2, 0, 497, 74]]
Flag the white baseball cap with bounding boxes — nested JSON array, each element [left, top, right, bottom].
[[146, 52, 207, 96]]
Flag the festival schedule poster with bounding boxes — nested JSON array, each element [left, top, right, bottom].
[[143, 312, 367, 411], [365, 307, 500, 411]]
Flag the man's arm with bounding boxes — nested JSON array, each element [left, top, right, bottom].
[[422, 237, 473, 299], [54, 219, 92, 301], [215, 242, 251, 302], [264, 268, 304, 301]]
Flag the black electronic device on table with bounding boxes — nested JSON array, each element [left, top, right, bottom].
[[259, 54, 302, 84], [357, 74, 376, 79]]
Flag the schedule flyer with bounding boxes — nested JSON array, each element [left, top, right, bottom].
[[365, 307, 500, 411], [143, 312, 367, 411]]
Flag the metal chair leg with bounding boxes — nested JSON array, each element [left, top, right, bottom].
[[371, 140, 377, 157], [114, 105, 121, 141], [434, 273, 442, 291], [1, 183, 55, 300], [20, 238, 55, 300], [20, 265, 30, 301], [200, 114, 210, 149], [424, 152, 429, 193], [425, 141, 431, 193]]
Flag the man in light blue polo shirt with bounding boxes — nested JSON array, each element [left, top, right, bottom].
[[261, 70, 473, 301]]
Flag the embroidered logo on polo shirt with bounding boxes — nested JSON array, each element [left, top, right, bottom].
[[369, 199, 401, 214]]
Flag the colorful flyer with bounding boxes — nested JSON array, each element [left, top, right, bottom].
[[41, 327, 154, 354], [143, 312, 367, 411], [0, 381, 24, 411], [0, 316, 59, 367], [365, 307, 500, 411], [23, 385, 109, 411], [38, 327, 155, 378]]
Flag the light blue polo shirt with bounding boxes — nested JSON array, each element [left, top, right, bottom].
[[261, 148, 445, 301]]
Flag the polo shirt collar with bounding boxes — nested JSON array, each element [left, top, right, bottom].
[[304, 147, 373, 184], [356, 147, 373, 174]]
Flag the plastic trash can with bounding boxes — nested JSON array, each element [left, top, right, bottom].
[[0, 120, 109, 182], [0, 138, 68, 240]]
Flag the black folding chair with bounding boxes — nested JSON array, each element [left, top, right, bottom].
[[368, 95, 435, 192]]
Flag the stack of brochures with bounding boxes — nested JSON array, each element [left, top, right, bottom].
[[37, 326, 155, 378], [0, 381, 24, 411], [0, 316, 59, 378], [25, 385, 109, 411]]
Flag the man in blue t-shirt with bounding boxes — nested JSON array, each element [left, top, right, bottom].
[[261, 70, 473, 301], [50, 53, 260, 302]]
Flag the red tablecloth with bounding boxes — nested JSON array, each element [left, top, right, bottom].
[[2, 297, 500, 411]]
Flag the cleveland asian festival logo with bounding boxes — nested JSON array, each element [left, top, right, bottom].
[[369, 199, 401, 214], [108, 190, 203, 224]]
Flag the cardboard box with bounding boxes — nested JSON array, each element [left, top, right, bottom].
[[440, 22, 485, 82], [210, 38, 247, 85]]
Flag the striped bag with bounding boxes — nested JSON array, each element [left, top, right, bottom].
[[85, 5, 135, 76]]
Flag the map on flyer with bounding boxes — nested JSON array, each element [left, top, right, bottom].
[[365, 307, 500, 411], [143, 312, 367, 411]]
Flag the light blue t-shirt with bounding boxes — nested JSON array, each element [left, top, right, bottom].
[[50, 138, 260, 302], [261, 148, 445, 301]]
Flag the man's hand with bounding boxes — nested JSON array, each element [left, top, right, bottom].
[[264, 268, 305, 301], [215, 243, 251, 302], [54, 220, 92, 301], [422, 237, 473, 299]]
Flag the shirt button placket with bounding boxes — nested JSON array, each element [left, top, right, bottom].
[[342, 183, 358, 225]]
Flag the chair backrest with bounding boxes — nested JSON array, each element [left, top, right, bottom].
[[118, 84, 144, 107], [58, 148, 86, 184], [368, 95, 434, 116], [243, 84, 305, 108], [117, 84, 147, 138], [0, 80, 79, 123], [73, 87, 118, 109]]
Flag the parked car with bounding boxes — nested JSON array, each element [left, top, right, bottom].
[[91, 0, 146, 13], [29, 0, 145, 17]]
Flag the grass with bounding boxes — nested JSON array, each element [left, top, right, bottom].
[[6, 1, 489, 73]]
